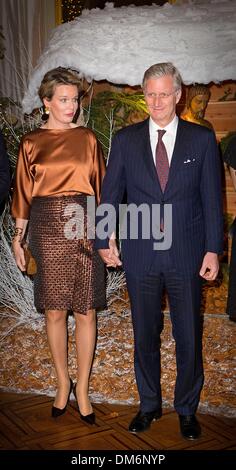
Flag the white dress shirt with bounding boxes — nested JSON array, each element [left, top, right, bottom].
[[149, 115, 179, 165]]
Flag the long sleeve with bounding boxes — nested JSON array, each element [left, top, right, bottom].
[[200, 130, 224, 254], [12, 127, 106, 219], [0, 131, 11, 205], [95, 132, 126, 249], [91, 138, 106, 205], [11, 137, 34, 220]]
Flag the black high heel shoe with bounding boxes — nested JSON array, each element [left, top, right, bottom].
[[73, 384, 95, 425], [51, 378, 73, 418]]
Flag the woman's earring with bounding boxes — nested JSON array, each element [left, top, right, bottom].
[[41, 106, 49, 121]]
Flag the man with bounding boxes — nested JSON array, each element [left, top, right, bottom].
[[0, 130, 10, 215], [95, 63, 223, 439]]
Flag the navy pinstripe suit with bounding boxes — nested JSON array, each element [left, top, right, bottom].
[[96, 117, 223, 415]]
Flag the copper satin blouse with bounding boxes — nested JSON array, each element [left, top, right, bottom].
[[11, 126, 106, 220]]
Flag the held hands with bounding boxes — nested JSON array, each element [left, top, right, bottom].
[[199, 252, 219, 281], [98, 238, 122, 268]]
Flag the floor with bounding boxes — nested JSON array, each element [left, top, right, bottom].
[[0, 390, 235, 453]]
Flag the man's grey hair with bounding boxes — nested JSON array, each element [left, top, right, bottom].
[[142, 62, 182, 92]]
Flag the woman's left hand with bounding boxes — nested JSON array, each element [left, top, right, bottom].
[[12, 240, 26, 271]]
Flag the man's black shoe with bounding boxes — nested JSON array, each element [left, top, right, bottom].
[[128, 409, 162, 433], [179, 414, 201, 440]]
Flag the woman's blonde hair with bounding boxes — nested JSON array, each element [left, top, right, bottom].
[[38, 67, 82, 102]]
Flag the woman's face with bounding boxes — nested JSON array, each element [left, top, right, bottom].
[[43, 84, 79, 128]]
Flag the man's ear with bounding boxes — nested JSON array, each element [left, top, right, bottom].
[[175, 89, 182, 105]]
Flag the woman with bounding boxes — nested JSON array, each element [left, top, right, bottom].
[[12, 67, 106, 423]]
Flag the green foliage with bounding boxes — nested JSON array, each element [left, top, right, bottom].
[[224, 212, 234, 231], [85, 90, 148, 159], [220, 131, 236, 156]]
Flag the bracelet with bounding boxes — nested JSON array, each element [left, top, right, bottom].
[[13, 227, 23, 242]]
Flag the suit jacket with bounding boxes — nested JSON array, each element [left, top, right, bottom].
[[95, 118, 223, 277]]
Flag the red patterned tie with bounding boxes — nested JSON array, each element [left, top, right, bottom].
[[155, 129, 169, 192]]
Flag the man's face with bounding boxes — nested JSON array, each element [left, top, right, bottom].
[[144, 75, 181, 127]]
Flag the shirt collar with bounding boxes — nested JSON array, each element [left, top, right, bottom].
[[149, 115, 179, 136]]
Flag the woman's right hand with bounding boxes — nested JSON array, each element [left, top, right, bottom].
[[12, 240, 26, 271]]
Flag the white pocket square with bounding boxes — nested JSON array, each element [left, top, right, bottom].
[[183, 158, 196, 164]]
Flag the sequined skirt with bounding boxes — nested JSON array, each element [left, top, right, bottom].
[[29, 195, 106, 313]]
